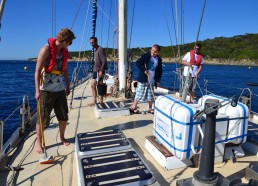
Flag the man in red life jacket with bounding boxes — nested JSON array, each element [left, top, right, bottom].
[[181, 43, 203, 102], [34, 28, 76, 154]]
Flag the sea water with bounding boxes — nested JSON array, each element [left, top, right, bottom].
[[0, 60, 258, 143]]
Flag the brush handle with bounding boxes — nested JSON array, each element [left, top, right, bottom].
[[144, 64, 155, 101], [37, 101, 46, 149]]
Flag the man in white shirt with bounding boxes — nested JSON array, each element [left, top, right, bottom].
[[181, 43, 203, 102]]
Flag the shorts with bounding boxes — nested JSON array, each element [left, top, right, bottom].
[[183, 76, 197, 92], [36, 90, 68, 126], [189, 77, 197, 92], [92, 71, 106, 80], [135, 82, 154, 102], [92, 72, 98, 79]]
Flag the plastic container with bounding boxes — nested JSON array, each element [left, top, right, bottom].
[[154, 95, 201, 160], [198, 94, 248, 144]]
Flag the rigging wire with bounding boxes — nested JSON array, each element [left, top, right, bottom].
[[100, 0, 104, 45], [69, 0, 91, 108], [181, 0, 185, 48], [52, 0, 56, 37], [106, 0, 113, 59], [160, 0, 175, 58], [170, 0, 180, 57], [96, 0, 118, 75], [94, 0, 117, 27], [70, 0, 84, 30], [112, 0, 119, 74], [195, 0, 207, 44], [76, 0, 91, 70], [128, 0, 136, 50], [3, 105, 20, 123]]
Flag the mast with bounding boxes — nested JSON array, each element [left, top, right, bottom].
[[118, 0, 127, 91]]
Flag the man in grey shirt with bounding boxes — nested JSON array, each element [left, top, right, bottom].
[[88, 36, 107, 106]]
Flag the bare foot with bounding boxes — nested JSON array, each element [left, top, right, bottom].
[[87, 101, 96, 107], [98, 97, 103, 104], [61, 138, 70, 146], [36, 144, 43, 154]]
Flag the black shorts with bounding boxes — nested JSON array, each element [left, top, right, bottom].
[[92, 71, 105, 80], [37, 90, 68, 126], [92, 72, 98, 79]]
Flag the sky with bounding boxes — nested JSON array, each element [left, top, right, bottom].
[[0, 0, 258, 60]]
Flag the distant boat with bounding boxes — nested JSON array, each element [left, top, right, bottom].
[[246, 82, 258, 86]]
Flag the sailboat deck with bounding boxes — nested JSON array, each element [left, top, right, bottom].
[[1, 79, 258, 186]]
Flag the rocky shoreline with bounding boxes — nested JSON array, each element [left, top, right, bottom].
[[28, 57, 258, 66], [162, 58, 258, 66], [68, 57, 258, 66]]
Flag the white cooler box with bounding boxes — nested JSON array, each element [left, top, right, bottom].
[[198, 94, 249, 144], [154, 95, 202, 160]]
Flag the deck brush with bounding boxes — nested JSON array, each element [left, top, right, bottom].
[[38, 101, 56, 164], [39, 149, 56, 164]]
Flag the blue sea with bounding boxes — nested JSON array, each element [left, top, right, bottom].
[[0, 60, 258, 144]]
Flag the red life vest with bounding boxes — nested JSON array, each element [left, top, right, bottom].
[[45, 38, 69, 74], [190, 50, 202, 66]]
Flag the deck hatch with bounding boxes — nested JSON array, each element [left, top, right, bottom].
[[79, 151, 155, 186], [95, 101, 130, 118], [96, 101, 126, 111], [76, 129, 131, 156]]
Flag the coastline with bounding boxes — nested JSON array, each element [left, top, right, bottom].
[[26, 57, 258, 66], [68, 57, 258, 66], [162, 58, 258, 66]]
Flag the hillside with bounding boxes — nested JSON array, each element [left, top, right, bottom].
[[35, 33, 258, 66]]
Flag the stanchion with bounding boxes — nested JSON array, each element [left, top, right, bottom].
[[192, 99, 219, 185], [177, 99, 230, 186]]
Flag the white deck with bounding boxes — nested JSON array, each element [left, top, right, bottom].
[[1, 79, 258, 185]]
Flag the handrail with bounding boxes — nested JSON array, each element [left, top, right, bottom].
[[201, 80, 253, 111], [0, 95, 31, 160], [238, 87, 252, 112]]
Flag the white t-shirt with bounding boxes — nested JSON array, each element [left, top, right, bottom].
[[147, 56, 158, 84], [182, 52, 204, 77]]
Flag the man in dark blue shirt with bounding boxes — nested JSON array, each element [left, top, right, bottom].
[[130, 44, 163, 114]]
